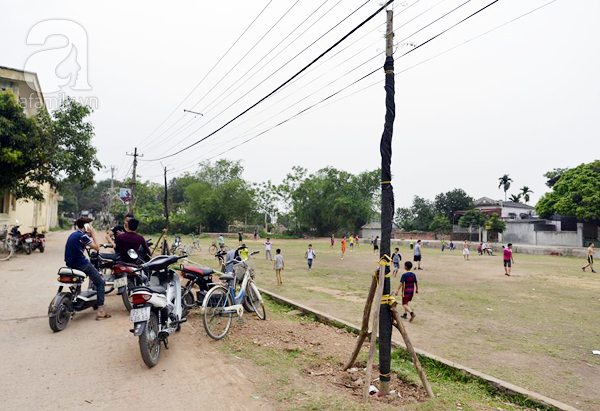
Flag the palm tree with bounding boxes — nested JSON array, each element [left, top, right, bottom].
[[520, 186, 533, 204], [509, 194, 522, 203], [498, 174, 513, 201]]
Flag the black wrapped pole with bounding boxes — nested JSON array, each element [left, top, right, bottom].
[[379, 10, 395, 396]]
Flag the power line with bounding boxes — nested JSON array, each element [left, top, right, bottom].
[[135, 0, 274, 150], [171, 0, 512, 168], [150, 0, 373, 160], [142, 0, 395, 162]]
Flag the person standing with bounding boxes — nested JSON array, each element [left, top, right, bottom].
[[413, 239, 423, 270], [264, 237, 273, 261], [373, 235, 379, 254], [238, 231, 243, 246], [463, 240, 470, 261], [391, 247, 402, 277], [409, 238, 414, 251], [253, 229, 258, 241], [330, 234, 335, 250], [582, 242, 596, 273], [370, 235, 374, 246], [394, 261, 418, 322], [503, 243, 515, 276], [304, 244, 316, 270], [274, 249, 284, 285], [341, 237, 347, 260], [441, 239, 446, 252], [354, 234, 359, 248], [65, 218, 110, 320], [349, 234, 354, 252]]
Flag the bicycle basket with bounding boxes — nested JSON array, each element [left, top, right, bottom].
[[234, 261, 248, 282], [247, 259, 256, 279]]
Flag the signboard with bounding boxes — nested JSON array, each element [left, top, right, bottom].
[[119, 188, 132, 205]]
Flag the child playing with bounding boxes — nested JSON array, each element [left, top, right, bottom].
[[341, 236, 347, 260], [349, 235, 354, 252], [330, 234, 334, 249], [264, 237, 273, 261], [582, 242, 596, 273], [304, 244, 316, 270], [274, 248, 284, 285], [391, 247, 402, 277], [503, 243, 514, 276], [394, 261, 418, 322], [354, 234, 359, 248]]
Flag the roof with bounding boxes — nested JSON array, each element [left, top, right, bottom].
[[500, 201, 534, 209], [473, 197, 499, 206], [361, 222, 381, 229]]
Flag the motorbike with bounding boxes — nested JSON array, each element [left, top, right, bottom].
[[48, 267, 98, 332], [128, 251, 187, 367], [180, 264, 216, 318], [117, 245, 153, 312], [29, 227, 45, 253], [10, 223, 32, 255]]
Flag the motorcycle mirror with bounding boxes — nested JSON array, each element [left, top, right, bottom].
[[15, 219, 20, 225], [127, 249, 139, 260]]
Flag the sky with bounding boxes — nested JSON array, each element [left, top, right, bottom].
[[2, 0, 599, 208]]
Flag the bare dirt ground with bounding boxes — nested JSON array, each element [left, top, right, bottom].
[[0, 231, 271, 411], [184, 237, 600, 410]]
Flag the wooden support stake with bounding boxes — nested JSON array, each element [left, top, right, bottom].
[[391, 305, 435, 398], [363, 265, 386, 402], [344, 273, 378, 370]]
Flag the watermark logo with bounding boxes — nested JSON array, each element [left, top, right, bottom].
[[25, 19, 90, 93]]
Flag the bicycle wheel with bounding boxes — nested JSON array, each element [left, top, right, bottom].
[[222, 245, 231, 252], [0, 239, 14, 261], [248, 281, 266, 320], [202, 285, 233, 340], [208, 245, 217, 255]]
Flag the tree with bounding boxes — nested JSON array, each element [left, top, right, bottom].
[[0, 91, 101, 201], [543, 167, 569, 188], [184, 160, 257, 232], [485, 212, 506, 237], [434, 188, 473, 223], [394, 196, 435, 232], [536, 160, 600, 220], [429, 214, 452, 233], [509, 194, 522, 203], [459, 209, 488, 241], [520, 186, 533, 204], [288, 167, 379, 235], [498, 174, 513, 201]]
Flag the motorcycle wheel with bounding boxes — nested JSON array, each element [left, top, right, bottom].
[[39, 244, 45, 253], [181, 287, 195, 319], [49, 296, 72, 332], [24, 243, 32, 255], [122, 280, 133, 312], [139, 311, 161, 368]]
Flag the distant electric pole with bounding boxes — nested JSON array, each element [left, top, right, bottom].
[[126, 148, 143, 213], [109, 165, 116, 190], [163, 165, 170, 228]]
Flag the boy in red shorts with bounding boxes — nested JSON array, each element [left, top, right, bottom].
[[394, 261, 418, 322], [503, 243, 515, 276]]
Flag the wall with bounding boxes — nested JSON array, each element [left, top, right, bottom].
[[502, 221, 583, 247], [394, 232, 438, 240]]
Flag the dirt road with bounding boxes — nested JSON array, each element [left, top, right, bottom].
[[0, 231, 271, 410]]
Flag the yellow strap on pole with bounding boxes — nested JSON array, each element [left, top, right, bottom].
[[381, 294, 396, 306]]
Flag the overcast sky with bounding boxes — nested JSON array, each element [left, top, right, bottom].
[[2, 0, 599, 208]]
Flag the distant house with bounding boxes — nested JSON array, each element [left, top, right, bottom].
[[0, 66, 61, 232], [456, 197, 536, 220], [359, 222, 400, 239]]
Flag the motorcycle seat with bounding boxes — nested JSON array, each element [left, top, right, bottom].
[[99, 253, 119, 260], [58, 267, 87, 278], [219, 274, 235, 282], [181, 265, 214, 276], [132, 285, 167, 295]]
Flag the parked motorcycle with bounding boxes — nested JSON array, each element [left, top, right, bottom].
[[48, 267, 98, 332], [10, 222, 32, 255], [129, 252, 187, 367], [180, 264, 216, 318], [29, 227, 45, 253]]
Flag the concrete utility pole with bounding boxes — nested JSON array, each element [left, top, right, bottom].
[[126, 148, 143, 213]]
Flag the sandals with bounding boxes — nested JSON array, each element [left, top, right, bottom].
[[96, 313, 112, 320]]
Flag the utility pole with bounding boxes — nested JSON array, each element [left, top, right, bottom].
[[126, 148, 143, 214], [109, 165, 116, 190], [163, 165, 170, 228], [378, 9, 395, 397]]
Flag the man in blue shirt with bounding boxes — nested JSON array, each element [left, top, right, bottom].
[[65, 218, 111, 319]]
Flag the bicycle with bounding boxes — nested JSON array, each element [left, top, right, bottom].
[[202, 251, 266, 340], [0, 227, 15, 261], [208, 241, 230, 255], [189, 234, 202, 251]]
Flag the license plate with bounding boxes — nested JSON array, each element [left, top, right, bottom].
[[114, 276, 127, 288], [130, 306, 150, 323], [25, 238, 33, 243]]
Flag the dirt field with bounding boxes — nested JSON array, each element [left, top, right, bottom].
[[183, 236, 600, 410]]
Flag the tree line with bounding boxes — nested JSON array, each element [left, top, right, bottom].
[[59, 160, 381, 236]]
